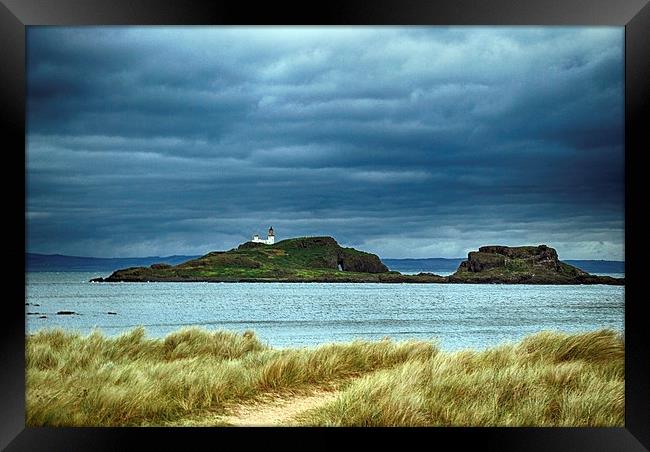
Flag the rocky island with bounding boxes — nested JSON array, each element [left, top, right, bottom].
[[447, 245, 623, 285], [91, 237, 623, 285]]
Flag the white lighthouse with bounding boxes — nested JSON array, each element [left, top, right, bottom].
[[252, 226, 275, 245]]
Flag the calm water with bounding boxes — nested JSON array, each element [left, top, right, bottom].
[[26, 272, 624, 351]]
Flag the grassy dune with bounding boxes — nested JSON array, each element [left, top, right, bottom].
[[26, 328, 623, 427], [298, 330, 624, 426], [26, 327, 435, 426]]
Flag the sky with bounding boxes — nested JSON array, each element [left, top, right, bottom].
[[26, 26, 624, 260]]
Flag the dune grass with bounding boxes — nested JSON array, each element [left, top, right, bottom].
[[26, 328, 623, 427], [296, 329, 624, 427], [26, 327, 436, 426]]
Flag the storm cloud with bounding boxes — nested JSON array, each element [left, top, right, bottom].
[[26, 27, 624, 259]]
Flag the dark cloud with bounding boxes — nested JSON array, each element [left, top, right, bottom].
[[26, 27, 624, 259]]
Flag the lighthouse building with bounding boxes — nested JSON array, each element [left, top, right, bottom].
[[252, 227, 275, 245]]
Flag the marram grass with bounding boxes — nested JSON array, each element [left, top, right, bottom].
[[297, 329, 624, 427], [26, 327, 436, 426], [26, 328, 623, 427]]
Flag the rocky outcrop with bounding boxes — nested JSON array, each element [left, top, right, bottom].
[[462, 252, 506, 272], [478, 245, 563, 271], [272, 236, 389, 273], [338, 249, 389, 273], [462, 245, 565, 272], [449, 245, 620, 285]]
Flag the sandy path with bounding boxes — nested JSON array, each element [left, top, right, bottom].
[[220, 389, 339, 426]]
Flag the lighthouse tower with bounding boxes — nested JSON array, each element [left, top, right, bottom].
[[251, 226, 275, 245]]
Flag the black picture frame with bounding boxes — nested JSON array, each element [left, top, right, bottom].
[[2, 0, 648, 450]]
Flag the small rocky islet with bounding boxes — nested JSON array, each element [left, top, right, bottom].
[[90, 237, 623, 285]]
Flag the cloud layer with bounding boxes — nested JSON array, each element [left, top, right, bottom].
[[26, 27, 624, 259]]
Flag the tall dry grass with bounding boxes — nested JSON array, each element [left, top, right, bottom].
[[26, 327, 437, 426], [27, 328, 623, 427], [296, 329, 624, 426]]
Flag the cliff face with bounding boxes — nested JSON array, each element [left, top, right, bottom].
[[449, 245, 619, 285], [478, 245, 562, 270], [460, 245, 568, 273], [338, 249, 388, 273]]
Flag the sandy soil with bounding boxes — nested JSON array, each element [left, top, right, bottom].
[[220, 389, 340, 426]]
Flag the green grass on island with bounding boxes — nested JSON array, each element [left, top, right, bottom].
[[98, 236, 409, 283], [93, 238, 623, 285], [27, 328, 624, 427]]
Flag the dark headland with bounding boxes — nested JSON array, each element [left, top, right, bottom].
[[90, 237, 623, 285]]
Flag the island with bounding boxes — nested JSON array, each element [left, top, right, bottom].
[[90, 237, 623, 285]]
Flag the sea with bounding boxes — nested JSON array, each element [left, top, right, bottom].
[[25, 269, 625, 351]]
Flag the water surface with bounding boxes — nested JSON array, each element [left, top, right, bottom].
[[26, 272, 624, 350]]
